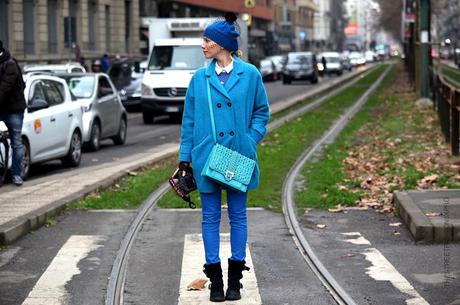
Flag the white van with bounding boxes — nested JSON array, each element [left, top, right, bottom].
[[141, 38, 208, 123]]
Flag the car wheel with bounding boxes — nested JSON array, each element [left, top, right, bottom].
[[282, 76, 291, 84], [62, 130, 82, 167], [143, 111, 154, 124], [113, 117, 127, 145], [87, 122, 101, 151], [21, 138, 31, 180]]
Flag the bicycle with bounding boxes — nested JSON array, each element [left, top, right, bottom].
[[0, 129, 9, 186]]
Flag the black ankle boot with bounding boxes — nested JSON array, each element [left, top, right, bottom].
[[225, 259, 250, 301], [203, 262, 225, 302]]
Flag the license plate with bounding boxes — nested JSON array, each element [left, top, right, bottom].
[[165, 106, 180, 113]]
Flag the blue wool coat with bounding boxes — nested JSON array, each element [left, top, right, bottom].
[[179, 55, 270, 193]]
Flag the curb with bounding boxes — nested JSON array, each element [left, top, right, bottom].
[[393, 191, 433, 242], [394, 190, 460, 243]]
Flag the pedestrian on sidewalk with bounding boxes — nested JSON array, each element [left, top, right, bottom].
[[177, 13, 270, 302], [100, 54, 110, 73], [0, 40, 26, 186]]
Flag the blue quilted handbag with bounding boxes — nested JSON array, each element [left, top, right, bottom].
[[201, 80, 256, 192]]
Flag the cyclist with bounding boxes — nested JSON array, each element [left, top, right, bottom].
[[0, 40, 26, 186]]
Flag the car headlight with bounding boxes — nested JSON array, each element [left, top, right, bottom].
[[141, 83, 152, 96]]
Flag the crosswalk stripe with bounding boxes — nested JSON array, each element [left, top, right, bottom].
[[342, 232, 430, 305], [178, 233, 262, 305], [21, 235, 104, 305]]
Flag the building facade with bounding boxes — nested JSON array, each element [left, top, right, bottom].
[[139, 0, 274, 63], [0, 0, 140, 64], [295, 0, 318, 51]]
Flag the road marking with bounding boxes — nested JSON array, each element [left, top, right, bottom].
[[178, 233, 262, 305], [21, 235, 104, 305], [342, 232, 430, 305]]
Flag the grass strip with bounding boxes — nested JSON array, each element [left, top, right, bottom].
[[71, 65, 387, 211], [440, 64, 460, 87], [295, 66, 395, 210], [70, 156, 177, 209]]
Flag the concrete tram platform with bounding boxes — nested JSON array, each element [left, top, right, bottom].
[[394, 190, 460, 242]]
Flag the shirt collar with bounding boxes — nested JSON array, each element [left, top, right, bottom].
[[215, 58, 234, 75]]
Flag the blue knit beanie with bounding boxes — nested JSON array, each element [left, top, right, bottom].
[[203, 13, 239, 52]]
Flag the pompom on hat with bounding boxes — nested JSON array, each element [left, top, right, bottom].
[[203, 12, 239, 52]]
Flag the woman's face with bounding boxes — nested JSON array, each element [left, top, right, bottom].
[[202, 36, 223, 59]]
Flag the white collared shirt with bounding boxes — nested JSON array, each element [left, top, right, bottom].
[[215, 59, 234, 75]]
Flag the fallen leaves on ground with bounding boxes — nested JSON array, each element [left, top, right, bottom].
[[425, 211, 442, 217], [338, 64, 460, 215], [187, 278, 208, 291]]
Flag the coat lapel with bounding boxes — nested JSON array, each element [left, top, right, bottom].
[[205, 60, 231, 100], [225, 56, 244, 93]]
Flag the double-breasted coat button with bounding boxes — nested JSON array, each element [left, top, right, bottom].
[[227, 102, 232, 107], [217, 103, 222, 108], [229, 131, 235, 136], [219, 132, 224, 137]]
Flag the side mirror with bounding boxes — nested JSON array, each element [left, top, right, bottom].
[[28, 98, 49, 112]]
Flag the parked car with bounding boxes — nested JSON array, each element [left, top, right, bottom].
[[23, 62, 86, 74], [455, 48, 460, 68], [318, 52, 343, 76], [109, 60, 147, 111], [340, 53, 353, 71], [365, 50, 377, 62], [349, 52, 366, 66], [58, 73, 128, 151], [266, 55, 284, 79], [282, 52, 319, 84], [258, 59, 277, 81], [0, 122, 12, 172], [20, 73, 84, 178]]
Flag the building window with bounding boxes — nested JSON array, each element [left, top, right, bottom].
[[105, 5, 111, 51], [23, 0, 35, 54], [0, 0, 8, 47], [65, 0, 78, 49], [48, 0, 58, 53], [125, 0, 131, 53], [88, 0, 96, 50]]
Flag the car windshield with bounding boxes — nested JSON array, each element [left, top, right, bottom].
[[324, 56, 340, 63], [288, 55, 312, 65], [64, 76, 95, 98], [260, 60, 272, 68], [148, 46, 205, 70]]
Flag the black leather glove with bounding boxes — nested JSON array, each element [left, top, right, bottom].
[[178, 161, 193, 174]]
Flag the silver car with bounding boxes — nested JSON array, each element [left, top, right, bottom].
[[58, 73, 128, 151], [23, 62, 86, 74]]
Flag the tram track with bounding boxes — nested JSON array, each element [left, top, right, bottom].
[[105, 64, 391, 305]]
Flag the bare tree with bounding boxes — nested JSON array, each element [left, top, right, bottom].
[[375, 0, 403, 40]]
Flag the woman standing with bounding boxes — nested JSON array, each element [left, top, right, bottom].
[[177, 13, 270, 302]]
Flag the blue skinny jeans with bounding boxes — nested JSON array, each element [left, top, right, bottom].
[[200, 189, 247, 264], [0, 112, 24, 177]]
